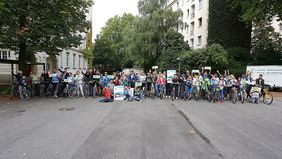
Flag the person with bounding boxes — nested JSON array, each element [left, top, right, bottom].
[[12, 70, 26, 97], [250, 84, 261, 104], [58, 68, 70, 96], [256, 74, 265, 95], [172, 74, 180, 99], [99, 85, 113, 103], [246, 71, 253, 99], [128, 71, 137, 88], [74, 71, 84, 98], [82, 69, 94, 96], [156, 73, 166, 97], [108, 79, 115, 95], [256, 74, 265, 88], [41, 70, 50, 93], [185, 75, 193, 100], [218, 76, 226, 102], [134, 86, 143, 101], [49, 69, 60, 97], [30, 72, 40, 96], [146, 72, 153, 97]]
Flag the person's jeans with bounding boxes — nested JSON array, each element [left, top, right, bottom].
[[89, 82, 94, 96], [154, 83, 159, 96], [166, 83, 172, 96]]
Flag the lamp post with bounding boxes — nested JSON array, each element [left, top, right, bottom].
[[177, 58, 180, 74]]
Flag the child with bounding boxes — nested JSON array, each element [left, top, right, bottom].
[[134, 86, 143, 101], [99, 86, 113, 103], [218, 76, 226, 102], [124, 86, 130, 100], [251, 84, 261, 104]]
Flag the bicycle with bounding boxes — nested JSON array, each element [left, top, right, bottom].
[[211, 85, 220, 103], [15, 83, 31, 101], [68, 83, 83, 98], [150, 83, 155, 99], [192, 85, 200, 101]]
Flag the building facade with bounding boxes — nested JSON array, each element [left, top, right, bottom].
[[167, 0, 209, 49], [166, 0, 281, 50]]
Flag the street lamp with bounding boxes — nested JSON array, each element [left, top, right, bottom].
[[177, 58, 180, 74]]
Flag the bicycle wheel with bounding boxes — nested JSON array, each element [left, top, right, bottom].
[[21, 90, 31, 101], [93, 85, 97, 98], [68, 87, 80, 98], [263, 93, 273, 105], [207, 90, 212, 102], [172, 87, 175, 101], [84, 84, 89, 98]]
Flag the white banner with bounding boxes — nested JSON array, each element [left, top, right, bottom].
[[114, 86, 125, 100], [167, 70, 176, 84]]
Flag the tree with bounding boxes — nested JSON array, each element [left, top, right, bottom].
[[208, 0, 251, 49], [158, 28, 190, 70], [93, 13, 136, 70], [0, 0, 93, 75], [181, 44, 229, 72], [229, 0, 282, 24], [124, 0, 182, 71]]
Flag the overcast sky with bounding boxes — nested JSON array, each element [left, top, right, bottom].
[[92, 0, 139, 40]]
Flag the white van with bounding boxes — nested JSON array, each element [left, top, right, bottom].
[[246, 65, 282, 89]]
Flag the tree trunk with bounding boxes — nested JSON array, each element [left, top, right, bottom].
[[18, 15, 29, 76]]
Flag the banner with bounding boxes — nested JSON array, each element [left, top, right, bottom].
[[114, 86, 125, 100], [167, 70, 176, 84]]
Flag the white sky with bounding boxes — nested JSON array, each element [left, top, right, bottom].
[[92, 0, 139, 40]]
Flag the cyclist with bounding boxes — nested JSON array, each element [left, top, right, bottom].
[[59, 68, 70, 96], [256, 74, 265, 95], [82, 69, 94, 96], [50, 69, 60, 98], [218, 76, 226, 102]]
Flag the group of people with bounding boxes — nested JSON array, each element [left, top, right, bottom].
[[12, 67, 266, 103]]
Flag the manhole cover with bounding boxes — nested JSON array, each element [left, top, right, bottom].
[[59, 107, 75, 111]]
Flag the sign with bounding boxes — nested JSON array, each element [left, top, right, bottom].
[[135, 81, 142, 87], [93, 75, 100, 79], [204, 66, 211, 70], [167, 70, 176, 84], [114, 86, 125, 100], [152, 66, 158, 69]]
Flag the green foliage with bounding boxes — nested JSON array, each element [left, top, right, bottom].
[[229, 0, 282, 24], [158, 28, 190, 70], [227, 47, 251, 77], [124, 0, 182, 71], [93, 13, 136, 70], [208, 0, 251, 49], [0, 0, 93, 74], [181, 44, 229, 72]]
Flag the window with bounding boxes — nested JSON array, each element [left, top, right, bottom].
[[198, 17, 202, 27], [177, 2, 179, 8], [78, 55, 81, 68], [187, 9, 189, 18], [190, 39, 194, 49], [191, 5, 195, 19], [66, 52, 70, 67], [198, 36, 202, 45], [279, 24, 282, 31], [190, 22, 195, 35], [0, 51, 8, 59], [199, 0, 203, 9], [8, 51, 10, 58], [73, 54, 76, 68]]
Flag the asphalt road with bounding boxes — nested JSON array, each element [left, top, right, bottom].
[[0, 97, 281, 159]]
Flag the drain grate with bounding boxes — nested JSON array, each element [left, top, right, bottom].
[[59, 107, 75, 111]]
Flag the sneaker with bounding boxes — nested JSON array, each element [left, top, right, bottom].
[[166, 96, 168, 98], [169, 96, 171, 98], [176, 97, 178, 100]]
